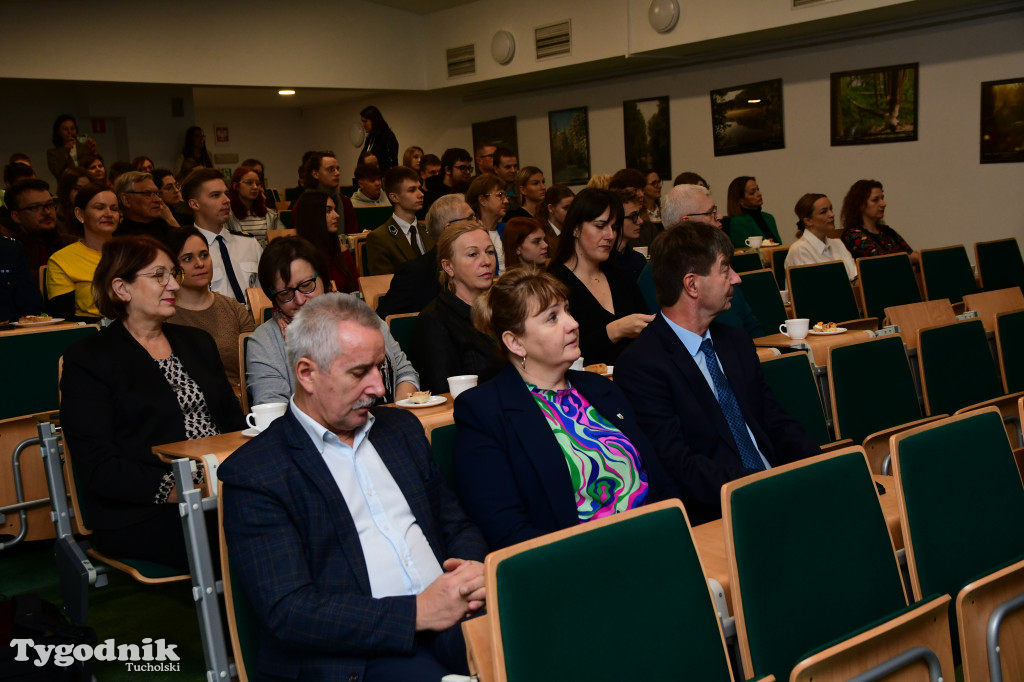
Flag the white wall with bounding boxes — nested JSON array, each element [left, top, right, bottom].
[[301, 11, 1024, 254], [193, 108, 308, 190]]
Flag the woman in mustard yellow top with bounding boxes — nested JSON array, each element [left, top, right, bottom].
[[46, 184, 119, 320]]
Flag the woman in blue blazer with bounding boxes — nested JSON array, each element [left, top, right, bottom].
[[453, 268, 677, 550]]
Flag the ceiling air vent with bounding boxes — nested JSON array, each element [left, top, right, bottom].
[[535, 20, 571, 60], [446, 44, 476, 78]]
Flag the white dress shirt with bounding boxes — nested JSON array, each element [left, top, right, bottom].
[[784, 231, 858, 281], [195, 224, 263, 299], [290, 397, 444, 598]]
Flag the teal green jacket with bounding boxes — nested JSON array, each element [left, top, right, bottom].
[[727, 211, 781, 248]]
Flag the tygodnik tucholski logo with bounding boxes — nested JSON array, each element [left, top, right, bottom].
[[10, 637, 181, 671]]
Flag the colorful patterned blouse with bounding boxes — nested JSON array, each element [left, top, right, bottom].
[[841, 225, 913, 259], [528, 382, 649, 523]]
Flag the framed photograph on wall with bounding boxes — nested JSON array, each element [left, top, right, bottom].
[[831, 63, 918, 146], [709, 79, 785, 157], [471, 116, 518, 166], [623, 96, 671, 178], [548, 106, 591, 185], [980, 77, 1024, 163]]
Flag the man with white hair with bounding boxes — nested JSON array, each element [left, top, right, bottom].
[[220, 293, 487, 681]]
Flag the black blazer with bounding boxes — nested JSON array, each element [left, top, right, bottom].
[[615, 316, 820, 524], [60, 320, 244, 530], [375, 246, 440, 319], [454, 363, 678, 550], [410, 288, 502, 393], [548, 261, 649, 365]]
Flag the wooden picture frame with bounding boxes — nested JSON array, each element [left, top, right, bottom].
[[831, 63, 918, 146]]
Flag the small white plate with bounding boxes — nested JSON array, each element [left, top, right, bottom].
[[241, 427, 262, 437], [395, 395, 448, 409], [13, 317, 65, 327], [808, 327, 848, 336]]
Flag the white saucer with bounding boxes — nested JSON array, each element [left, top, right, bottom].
[[395, 395, 448, 409], [241, 427, 262, 437]]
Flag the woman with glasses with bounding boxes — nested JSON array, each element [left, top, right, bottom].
[[225, 165, 279, 245], [548, 188, 653, 365], [152, 168, 192, 227], [165, 226, 255, 389], [45, 184, 119, 321], [612, 189, 647, 280], [245, 236, 419, 406], [465, 173, 508, 273], [725, 175, 782, 248], [60, 235, 245, 570]]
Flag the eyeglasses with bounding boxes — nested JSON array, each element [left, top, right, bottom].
[[270, 274, 319, 304], [448, 214, 482, 227], [481, 192, 507, 200], [647, 179, 663, 187], [161, 183, 181, 191], [625, 210, 642, 223], [684, 205, 719, 218], [14, 202, 56, 214], [453, 164, 473, 172], [124, 190, 161, 199], [137, 268, 184, 286]]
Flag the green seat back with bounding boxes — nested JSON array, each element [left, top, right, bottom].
[[278, 209, 292, 228], [976, 238, 1024, 292], [996, 310, 1024, 393], [896, 410, 1024, 602], [359, 241, 369, 275], [429, 423, 457, 488], [354, 206, 394, 231], [638, 263, 659, 313], [338, 184, 355, 198], [920, 245, 976, 303], [727, 452, 907, 681], [771, 248, 789, 289], [919, 319, 1002, 415], [738, 269, 788, 334], [283, 186, 302, 202], [858, 253, 921, 321], [788, 261, 860, 323], [387, 315, 417, 357], [760, 354, 831, 446], [731, 251, 763, 274], [830, 336, 923, 443], [2, 325, 98, 420], [496, 506, 732, 681]]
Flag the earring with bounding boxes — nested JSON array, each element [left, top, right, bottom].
[[520, 353, 526, 370]]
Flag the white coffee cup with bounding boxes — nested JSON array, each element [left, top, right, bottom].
[[779, 318, 810, 340], [246, 402, 287, 431], [570, 357, 585, 371], [447, 375, 478, 398], [745, 236, 763, 249], [780, 289, 791, 305]]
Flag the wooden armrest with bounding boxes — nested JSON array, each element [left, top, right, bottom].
[[820, 439, 854, 453], [462, 613, 494, 682], [839, 317, 880, 331], [858, 415, 949, 475], [956, 557, 1024, 682]]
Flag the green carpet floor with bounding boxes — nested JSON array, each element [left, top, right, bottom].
[[1, 539, 207, 680]]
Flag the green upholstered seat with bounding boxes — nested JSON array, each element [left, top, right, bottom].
[[920, 245, 977, 303], [787, 261, 861, 323], [725, 451, 907, 681], [829, 336, 924, 444], [429, 423, 457, 488], [637, 262, 659, 313], [221, 507, 261, 682], [1, 324, 98, 420], [918, 319, 1003, 416], [975, 237, 1024, 292], [278, 209, 292, 228], [760, 352, 830, 446], [354, 206, 394, 231], [857, 253, 921, 322], [731, 251, 763, 274], [386, 314, 417, 358], [737, 269, 788, 335], [494, 503, 733, 681], [996, 309, 1024, 393]]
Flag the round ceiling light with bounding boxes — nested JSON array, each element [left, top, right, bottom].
[[648, 0, 680, 34], [491, 30, 516, 65]]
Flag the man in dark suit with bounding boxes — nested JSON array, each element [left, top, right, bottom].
[[219, 293, 486, 682], [616, 222, 819, 524], [366, 166, 433, 275], [376, 193, 472, 319]]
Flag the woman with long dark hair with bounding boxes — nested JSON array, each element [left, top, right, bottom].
[[292, 189, 358, 293], [46, 114, 98, 182], [175, 126, 213, 176], [840, 179, 918, 266], [226, 165, 280, 245], [359, 105, 399, 173], [725, 175, 781, 247]]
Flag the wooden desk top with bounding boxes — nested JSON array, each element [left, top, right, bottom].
[[754, 329, 873, 368], [0, 321, 90, 336]]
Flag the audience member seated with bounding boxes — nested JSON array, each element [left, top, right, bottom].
[[491, 148, 519, 207], [419, 153, 442, 184], [220, 293, 486, 682], [45, 184, 118, 321], [454, 269, 677, 550], [107, 161, 134, 188], [786, 193, 857, 281], [547, 188, 652, 365], [184, 168, 262, 304], [5, 178, 67, 274], [114, 171, 176, 239], [358, 150, 379, 168], [613, 188, 647, 280], [152, 168, 192, 227], [227, 165, 279, 245], [402, 145, 424, 173], [673, 171, 709, 188], [587, 174, 611, 189], [350, 163, 390, 208], [175, 126, 213, 176], [293, 189, 358, 293], [410, 222, 501, 393], [55, 167, 90, 233], [474, 142, 496, 175], [616, 224, 819, 523], [46, 114, 97, 182], [641, 169, 663, 224], [78, 154, 108, 187], [504, 166, 546, 220], [359, 105, 399, 173], [423, 148, 473, 215], [131, 156, 154, 173], [375, 194, 469, 319], [465, 173, 508, 273], [0, 233, 44, 321], [166, 226, 255, 389], [725, 175, 781, 247], [502, 217, 549, 269], [537, 184, 574, 253], [365, 166, 431, 275], [840, 179, 918, 266], [60, 235, 244, 570], [1, 162, 37, 234], [610, 168, 659, 248], [290, 151, 358, 235], [246, 236, 417, 405]]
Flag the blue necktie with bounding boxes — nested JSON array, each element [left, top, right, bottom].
[[699, 337, 765, 471], [216, 234, 245, 303]]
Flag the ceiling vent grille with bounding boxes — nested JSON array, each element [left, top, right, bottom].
[[446, 44, 476, 78], [535, 20, 571, 60]]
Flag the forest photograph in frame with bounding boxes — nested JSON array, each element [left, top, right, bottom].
[[831, 63, 918, 146]]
